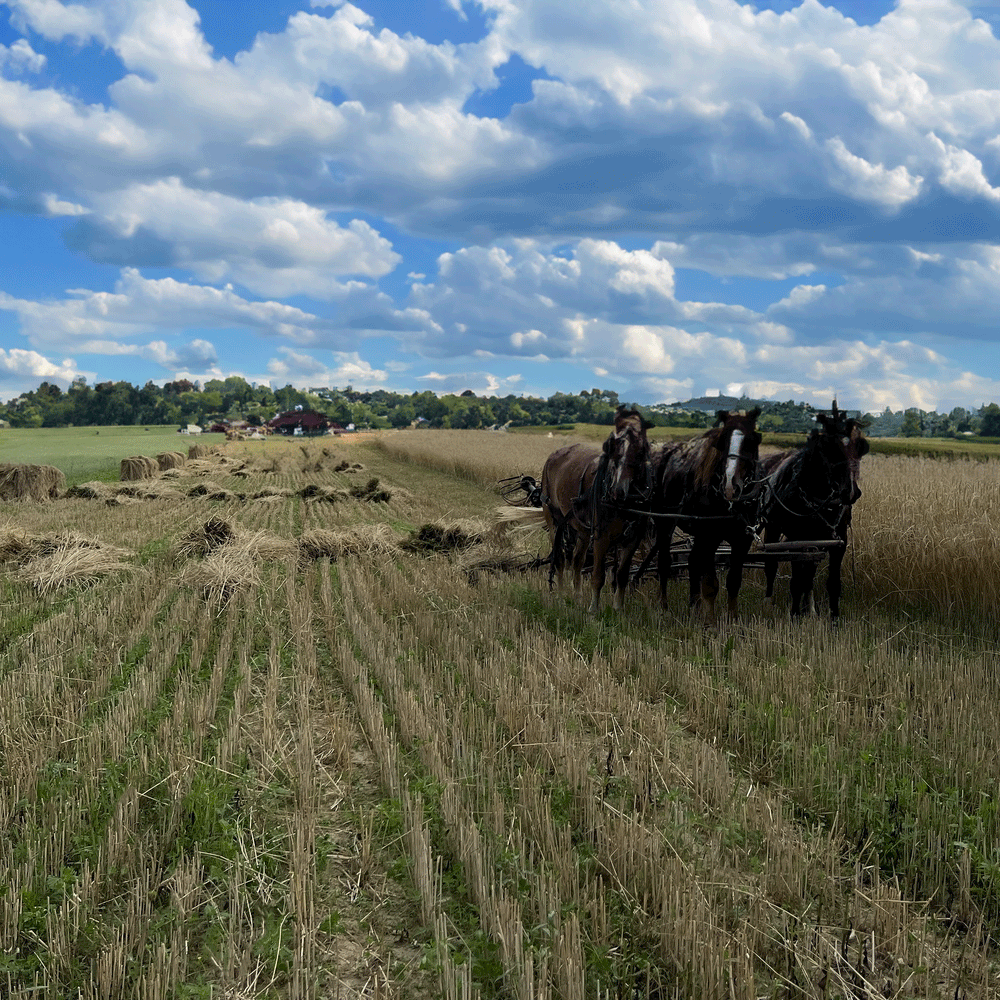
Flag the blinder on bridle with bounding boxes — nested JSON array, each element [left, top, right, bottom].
[[812, 405, 871, 507]]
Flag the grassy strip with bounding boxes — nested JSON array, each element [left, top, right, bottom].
[[0, 426, 226, 485]]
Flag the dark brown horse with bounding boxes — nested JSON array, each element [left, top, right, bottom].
[[539, 406, 654, 613], [653, 409, 762, 621], [758, 403, 869, 620]]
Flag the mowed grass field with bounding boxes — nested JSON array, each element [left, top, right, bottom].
[[0, 426, 227, 486], [3, 427, 1000, 998]]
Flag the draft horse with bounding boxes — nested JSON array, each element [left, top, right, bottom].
[[540, 406, 654, 613], [653, 409, 762, 621], [758, 402, 869, 620]]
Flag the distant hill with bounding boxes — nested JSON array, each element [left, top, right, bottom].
[[668, 394, 759, 412]]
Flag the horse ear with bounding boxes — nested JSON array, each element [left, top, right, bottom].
[[642, 418, 655, 432], [746, 406, 761, 422], [714, 410, 730, 426]]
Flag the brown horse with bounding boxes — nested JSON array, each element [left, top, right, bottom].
[[758, 402, 869, 620], [653, 409, 762, 620], [539, 406, 654, 613]]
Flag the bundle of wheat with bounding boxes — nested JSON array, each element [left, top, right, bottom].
[[177, 516, 236, 556], [203, 488, 240, 503], [187, 482, 221, 497], [0, 464, 66, 501], [64, 481, 112, 500], [188, 444, 211, 459], [349, 476, 391, 502], [298, 525, 398, 561], [238, 530, 296, 561], [400, 519, 488, 554], [20, 545, 133, 595], [251, 487, 294, 500], [0, 526, 132, 591], [177, 518, 293, 601], [0, 525, 36, 562], [136, 485, 186, 501], [256, 456, 287, 474], [120, 456, 158, 481], [156, 451, 187, 471], [182, 547, 259, 604], [298, 484, 347, 503], [184, 460, 219, 476]]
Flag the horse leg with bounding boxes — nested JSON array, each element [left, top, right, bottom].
[[789, 560, 818, 617], [725, 533, 752, 618], [689, 535, 719, 621], [571, 530, 589, 595], [589, 531, 611, 614], [827, 540, 846, 622], [656, 521, 675, 610], [762, 525, 779, 603], [547, 518, 564, 590], [612, 525, 644, 612]]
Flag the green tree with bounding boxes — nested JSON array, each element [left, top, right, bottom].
[[389, 402, 415, 428], [979, 403, 1000, 437], [900, 409, 923, 437]]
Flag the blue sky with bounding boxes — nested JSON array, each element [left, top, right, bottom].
[[5, 1, 1000, 413]]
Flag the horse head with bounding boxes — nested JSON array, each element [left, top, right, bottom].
[[711, 408, 762, 503], [815, 401, 870, 504], [601, 406, 653, 504]]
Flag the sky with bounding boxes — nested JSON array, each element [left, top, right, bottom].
[[5, 1, 1000, 413]]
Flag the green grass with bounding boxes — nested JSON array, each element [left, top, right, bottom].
[[0, 426, 227, 485]]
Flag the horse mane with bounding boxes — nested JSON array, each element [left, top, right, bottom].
[[693, 425, 725, 489]]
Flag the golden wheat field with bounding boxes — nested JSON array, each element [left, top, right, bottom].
[[3, 429, 1000, 999]]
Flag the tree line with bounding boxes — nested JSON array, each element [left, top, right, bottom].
[[2, 376, 999, 437], [0, 379, 710, 430]]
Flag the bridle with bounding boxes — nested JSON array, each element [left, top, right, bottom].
[[758, 436, 858, 535]]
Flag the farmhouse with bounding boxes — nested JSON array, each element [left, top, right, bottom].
[[178, 424, 202, 435], [268, 409, 331, 437]]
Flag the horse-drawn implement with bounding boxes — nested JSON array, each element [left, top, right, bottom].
[[501, 474, 840, 578], [498, 402, 868, 620]]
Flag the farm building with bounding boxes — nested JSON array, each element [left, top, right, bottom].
[[178, 424, 203, 435], [267, 409, 331, 437]]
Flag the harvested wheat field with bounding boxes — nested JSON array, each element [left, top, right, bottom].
[[3, 432, 1000, 998]]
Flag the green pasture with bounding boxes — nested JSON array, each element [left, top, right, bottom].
[[0, 426, 227, 485]]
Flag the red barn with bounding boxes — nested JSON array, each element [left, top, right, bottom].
[[267, 410, 331, 436]]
